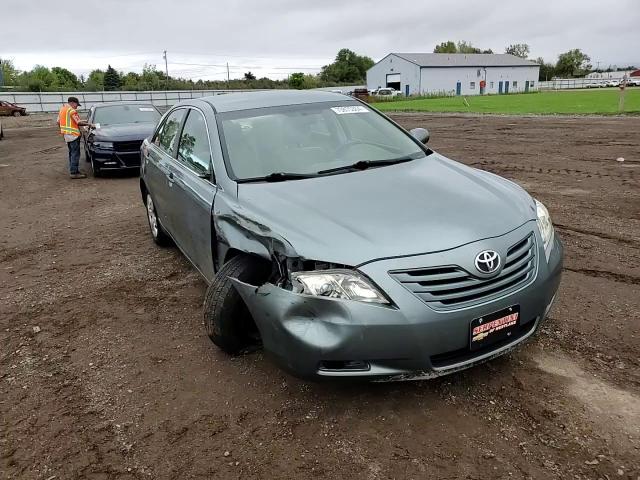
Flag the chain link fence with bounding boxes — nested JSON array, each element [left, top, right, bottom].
[[0, 89, 265, 113]]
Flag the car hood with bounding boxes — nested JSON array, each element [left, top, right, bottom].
[[92, 123, 156, 141], [236, 154, 536, 266]]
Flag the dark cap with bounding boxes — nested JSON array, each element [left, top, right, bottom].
[[67, 96, 81, 106]]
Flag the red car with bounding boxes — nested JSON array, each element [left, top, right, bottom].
[[0, 101, 27, 117]]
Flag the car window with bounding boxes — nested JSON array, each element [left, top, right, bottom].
[[177, 109, 211, 176], [153, 109, 186, 156]]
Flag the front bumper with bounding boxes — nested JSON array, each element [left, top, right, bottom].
[[91, 148, 141, 170], [233, 222, 563, 380]]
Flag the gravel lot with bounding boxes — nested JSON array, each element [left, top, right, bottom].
[[1, 113, 639, 480]]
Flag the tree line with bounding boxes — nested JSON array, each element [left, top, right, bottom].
[[1, 45, 635, 92], [433, 41, 636, 80], [0, 49, 374, 92]]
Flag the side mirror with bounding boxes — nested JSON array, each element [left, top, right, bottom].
[[410, 127, 430, 144]]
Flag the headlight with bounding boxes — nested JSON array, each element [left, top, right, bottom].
[[291, 269, 389, 304], [93, 141, 113, 149], [535, 199, 554, 257]]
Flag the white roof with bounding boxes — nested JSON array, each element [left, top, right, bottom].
[[389, 53, 539, 68]]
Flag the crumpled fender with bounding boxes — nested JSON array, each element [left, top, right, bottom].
[[214, 204, 299, 262]]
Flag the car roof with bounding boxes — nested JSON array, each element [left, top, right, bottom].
[[199, 90, 350, 113], [94, 101, 157, 108]]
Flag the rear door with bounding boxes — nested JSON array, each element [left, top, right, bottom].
[[144, 108, 187, 233], [0, 102, 9, 116], [166, 107, 217, 281]]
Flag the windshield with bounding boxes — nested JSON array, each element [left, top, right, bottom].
[[219, 101, 426, 180], [94, 105, 160, 126]]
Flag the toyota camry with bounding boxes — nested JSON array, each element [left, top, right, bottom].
[[139, 90, 563, 380]]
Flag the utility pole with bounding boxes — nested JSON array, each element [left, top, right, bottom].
[[619, 75, 627, 113], [226, 62, 230, 89], [163, 50, 169, 90]]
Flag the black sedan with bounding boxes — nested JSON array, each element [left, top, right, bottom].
[[83, 102, 161, 176]]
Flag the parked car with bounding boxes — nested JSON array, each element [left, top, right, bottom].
[[585, 81, 606, 88], [82, 102, 161, 176], [604, 79, 620, 88], [140, 91, 563, 381], [371, 87, 403, 97], [0, 101, 27, 116], [625, 77, 640, 87], [351, 88, 370, 100]]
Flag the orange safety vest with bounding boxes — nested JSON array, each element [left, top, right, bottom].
[[58, 104, 80, 137]]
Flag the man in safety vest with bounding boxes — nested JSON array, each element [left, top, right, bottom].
[[57, 97, 93, 179]]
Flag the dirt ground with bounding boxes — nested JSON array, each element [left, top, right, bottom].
[[1, 112, 639, 480]]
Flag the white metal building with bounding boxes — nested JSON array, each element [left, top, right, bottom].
[[367, 53, 540, 96]]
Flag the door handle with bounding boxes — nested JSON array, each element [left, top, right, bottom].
[[168, 172, 174, 180]]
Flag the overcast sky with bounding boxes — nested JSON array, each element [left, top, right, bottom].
[[2, 0, 638, 80]]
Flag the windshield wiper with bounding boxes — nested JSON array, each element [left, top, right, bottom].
[[237, 172, 319, 183], [317, 156, 416, 175]]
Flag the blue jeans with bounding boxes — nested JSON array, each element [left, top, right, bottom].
[[67, 137, 81, 174]]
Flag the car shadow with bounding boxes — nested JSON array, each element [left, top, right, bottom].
[[94, 169, 141, 180]]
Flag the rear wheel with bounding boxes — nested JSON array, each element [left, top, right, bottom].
[[203, 255, 271, 354], [145, 194, 171, 246]]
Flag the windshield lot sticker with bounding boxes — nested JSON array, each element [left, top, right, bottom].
[[139, 107, 155, 112], [331, 106, 369, 115]]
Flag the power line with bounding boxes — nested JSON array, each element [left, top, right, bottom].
[[169, 61, 321, 70]]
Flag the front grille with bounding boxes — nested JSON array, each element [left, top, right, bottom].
[[390, 233, 536, 309], [114, 140, 143, 152], [115, 152, 142, 167]]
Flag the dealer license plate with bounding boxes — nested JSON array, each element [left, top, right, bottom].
[[470, 305, 520, 351]]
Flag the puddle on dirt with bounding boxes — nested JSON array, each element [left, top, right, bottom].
[[534, 352, 640, 438]]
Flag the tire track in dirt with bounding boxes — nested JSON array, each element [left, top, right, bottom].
[[554, 223, 640, 247], [563, 267, 640, 285]]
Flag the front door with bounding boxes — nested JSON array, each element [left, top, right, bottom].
[[498, 81, 504, 94], [167, 108, 217, 282], [145, 108, 187, 230], [504, 81, 510, 94], [456, 82, 462, 96], [405, 84, 410, 96], [525, 81, 530, 93]]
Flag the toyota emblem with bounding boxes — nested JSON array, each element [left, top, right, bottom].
[[475, 250, 501, 274]]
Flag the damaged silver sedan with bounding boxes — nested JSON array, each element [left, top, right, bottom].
[[140, 91, 563, 380]]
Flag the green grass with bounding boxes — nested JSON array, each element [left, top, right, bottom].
[[374, 89, 640, 115]]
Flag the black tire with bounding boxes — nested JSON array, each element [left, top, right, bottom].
[[145, 193, 171, 246], [204, 255, 271, 354], [91, 158, 102, 177]]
